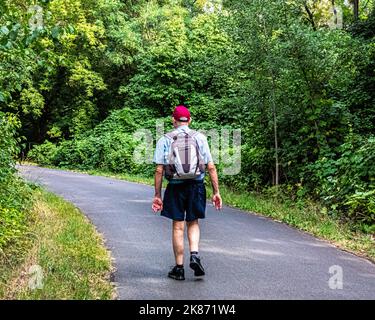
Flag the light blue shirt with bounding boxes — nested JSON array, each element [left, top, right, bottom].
[[153, 125, 213, 183]]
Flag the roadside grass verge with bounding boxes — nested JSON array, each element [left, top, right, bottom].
[[20, 162, 375, 262], [0, 187, 114, 299], [206, 186, 375, 261]]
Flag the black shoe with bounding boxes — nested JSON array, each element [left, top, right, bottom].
[[190, 255, 205, 277], [168, 266, 185, 280]]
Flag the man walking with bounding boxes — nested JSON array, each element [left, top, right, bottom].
[[152, 105, 222, 280]]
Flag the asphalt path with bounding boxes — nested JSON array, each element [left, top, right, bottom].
[[19, 165, 375, 300]]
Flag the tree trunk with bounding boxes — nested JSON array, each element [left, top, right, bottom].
[[270, 75, 279, 187], [261, 18, 280, 187], [353, 0, 359, 20], [272, 96, 279, 187], [304, 2, 317, 31]]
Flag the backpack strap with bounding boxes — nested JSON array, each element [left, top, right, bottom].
[[186, 130, 199, 138], [165, 129, 198, 140], [189, 130, 206, 169], [164, 130, 179, 140]]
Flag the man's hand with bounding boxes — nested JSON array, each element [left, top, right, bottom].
[[212, 193, 222, 210], [152, 196, 163, 213]]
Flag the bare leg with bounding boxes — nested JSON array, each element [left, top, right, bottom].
[[187, 219, 200, 253], [172, 221, 185, 265]]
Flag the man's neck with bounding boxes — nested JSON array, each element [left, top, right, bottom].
[[175, 124, 189, 130]]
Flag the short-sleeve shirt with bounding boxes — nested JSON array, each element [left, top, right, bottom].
[[153, 125, 213, 183]]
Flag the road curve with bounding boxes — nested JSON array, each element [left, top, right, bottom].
[[19, 165, 375, 300]]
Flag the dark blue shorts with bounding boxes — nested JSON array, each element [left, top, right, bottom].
[[161, 180, 206, 222]]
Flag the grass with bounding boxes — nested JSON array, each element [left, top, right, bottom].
[[20, 162, 375, 262], [208, 185, 375, 261], [0, 188, 115, 299]]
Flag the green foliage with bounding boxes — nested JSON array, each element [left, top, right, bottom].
[[28, 140, 60, 166], [0, 207, 27, 249], [0, 113, 19, 181], [121, 2, 230, 118], [30, 108, 157, 176], [0, 0, 136, 139], [346, 191, 375, 229], [1, 0, 374, 226], [0, 112, 31, 250], [1, 189, 114, 299], [308, 135, 375, 224]]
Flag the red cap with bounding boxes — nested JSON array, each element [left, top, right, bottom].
[[173, 105, 191, 122]]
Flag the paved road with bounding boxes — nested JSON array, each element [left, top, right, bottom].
[[19, 165, 375, 300]]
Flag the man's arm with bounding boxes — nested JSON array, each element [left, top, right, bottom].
[[152, 164, 164, 212], [154, 164, 164, 198], [152, 135, 165, 212], [207, 162, 222, 210]]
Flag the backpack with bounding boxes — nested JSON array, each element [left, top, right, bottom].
[[164, 129, 206, 180]]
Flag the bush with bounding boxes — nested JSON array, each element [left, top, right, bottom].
[[29, 108, 160, 175], [345, 190, 375, 225], [0, 112, 31, 250], [0, 207, 28, 249], [28, 107, 375, 228], [0, 114, 19, 185], [28, 141, 61, 166], [307, 134, 375, 225]]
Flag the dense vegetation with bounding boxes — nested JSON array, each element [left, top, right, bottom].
[[0, 112, 113, 298], [0, 112, 31, 251], [1, 0, 374, 239]]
